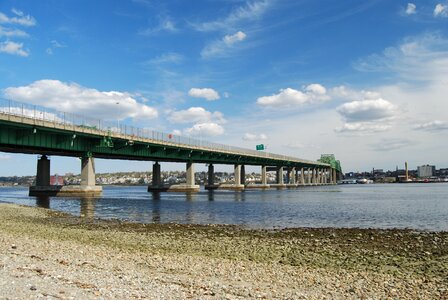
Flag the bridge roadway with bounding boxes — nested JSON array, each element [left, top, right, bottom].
[[0, 99, 341, 196]]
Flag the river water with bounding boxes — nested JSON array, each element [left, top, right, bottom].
[[1, 183, 447, 231]]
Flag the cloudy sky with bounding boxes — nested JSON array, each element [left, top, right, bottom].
[[1, 0, 448, 175]]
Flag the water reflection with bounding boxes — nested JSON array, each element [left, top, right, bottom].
[[207, 190, 214, 201], [80, 197, 97, 219], [36, 196, 50, 208], [234, 191, 245, 202], [150, 192, 161, 223], [185, 192, 196, 202], [3, 184, 446, 231]]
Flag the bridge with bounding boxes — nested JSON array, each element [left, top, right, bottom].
[[0, 98, 342, 196]]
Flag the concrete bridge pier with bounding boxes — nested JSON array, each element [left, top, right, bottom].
[[78, 157, 102, 195], [167, 162, 200, 192], [312, 168, 317, 185], [29, 155, 51, 196], [148, 162, 164, 192], [247, 165, 271, 189], [204, 164, 219, 190], [36, 155, 50, 186], [286, 167, 297, 188], [299, 168, 305, 186], [240, 165, 246, 185], [271, 166, 286, 189], [218, 164, 245, 190], [30, 155, 102, 197]]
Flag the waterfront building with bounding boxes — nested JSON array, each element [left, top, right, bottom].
[[417, 165, 436, 178]]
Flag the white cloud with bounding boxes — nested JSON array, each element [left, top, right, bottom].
[[0, 25, 28, 37], [414, 120, 448, 131], [434, 4, 448, 17], [405, 3, 417, 15], [335, 98, 398, 134], [184, 122, 224, 137], [0, 9, 36, 26], [242, 133, 268, 141], [145, 52, 183, 65], [167, 107, 226, 124], [282, 142, 320, 150], [172, 129, 182, 136], [335, 122, 391, 133], [223, 31, 247, 45], [336, 98, 397, 122], [370, 139, 413, 152], [354, 33, 448, 82], [3, 80, 158, 121], [188, 88, 220, 101], [192, 0, 270, 32], [0, 41, 29, 56], [46, 40, 66, 55], [139, 17, 177, 35], [305, 83, 326, 95], [330, 85, 381, 101], [201, 31, 247, 58], [256, 84, 329, 108]]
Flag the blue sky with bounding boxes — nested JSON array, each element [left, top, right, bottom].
[[1, 0, 448, 176]]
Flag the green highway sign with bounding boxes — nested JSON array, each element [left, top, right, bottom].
[[256, 144, 265, 151]]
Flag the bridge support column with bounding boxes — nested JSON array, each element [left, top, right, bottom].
[[240, 165, 246, 185], [168, 162, 200, 192], [81, 157, 96, 187], [36, 155, 50, 186], [271, 166, 286, 188], [287, 167, 296, 187], [300, 168, 305, 186], [262, 165, 267, 185], [312, 168, 317, 185], [30, 155, 102, 197], [77, 156, 102, 195], [205, 164, 218, 190], [333, 169, 337, 184], [247, 165, 270, 189], [148, 162, 162, 191], [218, 164, 244, 190]]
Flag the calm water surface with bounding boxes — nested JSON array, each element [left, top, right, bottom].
[[1, 184, 447, 231]]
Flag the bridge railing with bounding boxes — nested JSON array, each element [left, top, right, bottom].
[[0, 98, 324, 166]]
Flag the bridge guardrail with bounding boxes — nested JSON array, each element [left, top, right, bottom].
[[0, 98, 327, 166]]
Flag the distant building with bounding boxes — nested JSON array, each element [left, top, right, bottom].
[[417, 165, 435, 178], [50, 174, 64, 185]]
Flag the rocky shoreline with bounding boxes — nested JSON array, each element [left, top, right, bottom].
[[0, 203, 447, 299]]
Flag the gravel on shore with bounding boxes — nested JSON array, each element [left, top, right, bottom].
[[0, 203, 447, 299]]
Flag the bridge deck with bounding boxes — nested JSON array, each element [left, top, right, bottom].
[[0, 100, 331, 168]]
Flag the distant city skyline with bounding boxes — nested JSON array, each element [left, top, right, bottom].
[[1, 1, 448, 176]]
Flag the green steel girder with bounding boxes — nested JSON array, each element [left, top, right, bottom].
[[0, 119, 337, 170]]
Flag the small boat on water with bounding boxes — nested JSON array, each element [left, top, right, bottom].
[[356, 178, 373, 184]]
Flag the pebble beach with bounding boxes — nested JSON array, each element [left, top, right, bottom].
[[0, 203, 447, 299]]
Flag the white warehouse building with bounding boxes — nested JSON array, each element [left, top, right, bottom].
[[417, 165, 436, 178]]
